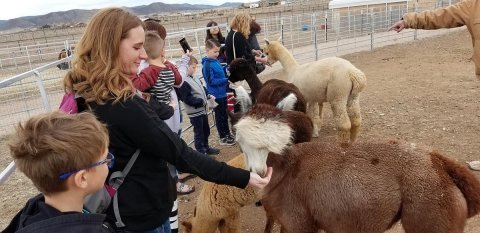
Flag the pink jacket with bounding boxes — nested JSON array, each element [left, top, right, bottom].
[[403, 0, 480, 78]]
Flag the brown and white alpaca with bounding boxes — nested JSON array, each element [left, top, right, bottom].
[[228, 58, 306, 113], [234, 114, 480, 233], [263, 39, 367, 143], [182, 104, 313, 233]]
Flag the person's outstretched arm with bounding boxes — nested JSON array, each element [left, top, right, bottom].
[[389, 0, 472, 32]]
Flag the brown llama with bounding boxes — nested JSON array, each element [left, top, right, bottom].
[[228, 58, 306, 112], [182, 104, 313, 233], [234, 114, 480, 233], [263, 39, 367, 143], [227, 58, 307, 126]]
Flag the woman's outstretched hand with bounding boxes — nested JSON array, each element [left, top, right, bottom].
[[388, 19, 406, 32], [248, 167, 273, 190]]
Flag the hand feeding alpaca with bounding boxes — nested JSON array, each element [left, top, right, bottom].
[[182, 104, 313, 233], [263, 39, 367, 143], [234, 115, 480, 233]]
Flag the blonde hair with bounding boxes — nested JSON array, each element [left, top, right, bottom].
[[188, 56, 198, 66], [144, 31, 164, 59], [63, 8, 143, 104], [8, 111, 109, 195], [230, 12, 251, 38]]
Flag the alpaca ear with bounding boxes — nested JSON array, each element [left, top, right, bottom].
[[265, 38, 270, 45]]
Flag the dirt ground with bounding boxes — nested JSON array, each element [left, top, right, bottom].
[[1, 29, 480, 232], [176, 29, 480, 232]]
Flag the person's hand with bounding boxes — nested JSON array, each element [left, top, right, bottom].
[[208, 94, 216, 100], [252, 49, 262, 56], [186, 49, 194, 56], [248, 167, 273, 190], [388, 19, 406, 32], [168, 100, 177, 110]]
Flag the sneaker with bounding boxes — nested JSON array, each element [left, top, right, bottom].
[[227, 134, 235, 141], [219, 137, 236, 146], [206, 147, 220, 156]]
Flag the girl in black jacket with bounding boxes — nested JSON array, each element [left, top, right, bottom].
[[63, 8, 272, 233]]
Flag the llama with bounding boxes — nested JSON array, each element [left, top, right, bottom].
[[234, 114, 480, 233], [263, 39, 367, 143], [228, 58, 306, 113], [182, 154, 258, 233], [182, 104, 313, 233], [227, 58, 307, 128]]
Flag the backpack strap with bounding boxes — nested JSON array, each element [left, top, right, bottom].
[[233, 32, 237, 59], [108, 149, 141, 228]]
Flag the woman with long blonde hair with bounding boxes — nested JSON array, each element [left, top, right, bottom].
[[225, 12, 267, 65], [64, 7, 271, 233]]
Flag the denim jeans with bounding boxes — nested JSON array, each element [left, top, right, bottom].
[[117, 218, 171, 233], [213, 97, 231, 139]]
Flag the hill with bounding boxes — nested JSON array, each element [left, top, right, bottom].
[[0, 2, 242, 32]]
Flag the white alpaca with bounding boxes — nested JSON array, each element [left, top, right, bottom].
[[263, 39, 367, 142]]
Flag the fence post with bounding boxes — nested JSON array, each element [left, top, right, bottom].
[[313, 13, 318, 61], [371, 12, 374, 51], [33, 71, 52, 112], [26, 46, 32, 70], [324, 11, 328, 42], [0, 162, 16, 185], [281, 18, 284, 44], [414, 2, 418, 40], [194, 31, 203, 58]]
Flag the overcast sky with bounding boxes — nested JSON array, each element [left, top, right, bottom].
[[0, 0, 252, 20]]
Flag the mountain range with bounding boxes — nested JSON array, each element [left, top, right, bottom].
[[0, 2, 242, 32]]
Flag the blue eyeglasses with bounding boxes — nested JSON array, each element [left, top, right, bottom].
[[59, 152, 115, 180]]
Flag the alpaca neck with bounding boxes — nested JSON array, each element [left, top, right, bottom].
[[246, 74, 263, 102], [277, 48, 299, 78]]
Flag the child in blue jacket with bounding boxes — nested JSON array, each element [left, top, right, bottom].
[[201, 39, 235, 146]]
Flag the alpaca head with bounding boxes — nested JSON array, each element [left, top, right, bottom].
[[234, 104, 292, 176], [228, 58, 256, 83], [263, 39, 283, 65]]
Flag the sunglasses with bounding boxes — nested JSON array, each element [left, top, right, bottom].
[[59, 152, 115, 180]]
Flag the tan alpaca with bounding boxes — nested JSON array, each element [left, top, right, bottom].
[[263, 39, 367, 143], [235, 114, 480, 233], [182, 154, 259, 233]]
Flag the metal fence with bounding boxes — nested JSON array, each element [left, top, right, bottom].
[[0, 0, 462, 185]]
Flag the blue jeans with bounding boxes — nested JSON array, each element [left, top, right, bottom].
[[213, 97, 231, 139], [117, 218, 171, 233]]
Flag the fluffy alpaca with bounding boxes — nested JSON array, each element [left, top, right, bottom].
[[182, 104, 313, 233], [263, 39, 367, 143], [235, 115, 480, 233], [182, 154, 259, 233], [228, 58, 306, 113]]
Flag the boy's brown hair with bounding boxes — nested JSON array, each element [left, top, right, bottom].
[[144, 31, 165, 60], [205, 39, 220, 50], [145, 20, 167, 40], [8, 111, 109, 195], [188, 56, 198, 66]]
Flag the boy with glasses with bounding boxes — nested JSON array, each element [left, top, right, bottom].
[[4, 111, 114, 233]]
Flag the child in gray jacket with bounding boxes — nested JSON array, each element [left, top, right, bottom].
[[178, 54, 220, 155]]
